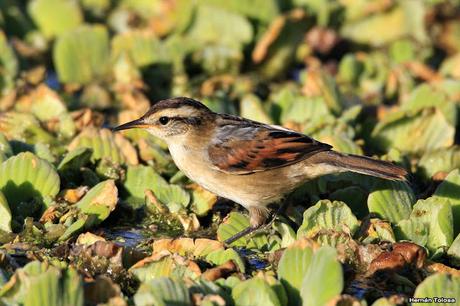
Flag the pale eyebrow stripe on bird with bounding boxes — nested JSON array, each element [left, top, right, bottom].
[[169, 116, 203, 126]]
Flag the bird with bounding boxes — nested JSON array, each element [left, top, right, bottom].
[[113, 97, 407, 244]]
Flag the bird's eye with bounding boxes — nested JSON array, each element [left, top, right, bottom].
[[159, 116, 169, 125]]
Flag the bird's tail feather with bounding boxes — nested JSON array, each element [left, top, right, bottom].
[[311, 151, 408, 181]]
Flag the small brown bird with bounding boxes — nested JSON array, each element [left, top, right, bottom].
[[113, 97, 407, 244]]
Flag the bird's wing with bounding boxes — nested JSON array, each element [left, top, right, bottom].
[[207, 118, 332, 175]]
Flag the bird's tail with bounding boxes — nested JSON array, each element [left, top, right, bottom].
[[311, 151, 408, 181]]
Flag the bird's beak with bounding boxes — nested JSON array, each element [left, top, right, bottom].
[[112, 118, 150, 131]]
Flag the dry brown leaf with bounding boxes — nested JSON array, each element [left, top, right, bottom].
[[114, 133, 139, 166], [424, 261, 460, 277], [202, 260, 238, 281], [61, 186, 89, 203], [76, 232, 106, 246], [252, 9, 306, 63], [71, 108, 104, 130]]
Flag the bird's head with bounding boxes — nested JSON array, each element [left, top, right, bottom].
[[112, 97, 213, 141]]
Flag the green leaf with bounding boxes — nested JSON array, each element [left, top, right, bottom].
[[130, 254, 200, 283], [447, 233, 460, 266], [189, 185, 217, 217], [68, 128, 124, 164], [58, 148, 93, 172], [0, 261, 83, 306], [418, 147, 460, 179], [197, 0, 280, 23], [111, 30, 166, 68], [433, 169, 460, 236], [28, 0, 82, 38], [189, 279, 232, 305], [240, 94, 273, 124], [123, 165, 190, 210], [187, 4, 253, 49], [401, 84, 457, 126], [297, 200, 359, 239], [216, 212, 272, 250], [341, 1, 427, 46], [134, 277, 191, 306], [329, 186, 368, 219], [0, 31, 18, 95], [153, 184, 190, 212], [273, 222, 296, 248], [371, 108, 455, 154], [361, 218, 396, 244], [76, 180, 118, 224], [367, 180, 415, 223], [232, 278, 281, 306], [53, 25, 110, 84], [123, 165, 167, 204], [15, 86, 76, 138], [58, 217, 87, 242], [0, 152, 60, 208], [300, 246, 343, 306], [205, 249, 245, 274], [0, 112, 54, 144], [281, 96, 331, 125], [395, 197, 453, 253], [255, 11, 309, 79], [389, 39, 415, 63], [277, 239, 314, 306], [0, 191, 11, 232], [0, 133, 13, 158], [413, 274, 460, 303]]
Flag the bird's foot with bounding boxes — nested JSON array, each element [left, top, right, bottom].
[[223, 224, 261, 246]]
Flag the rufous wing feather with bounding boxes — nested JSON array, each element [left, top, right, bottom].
[[208, 125, 332, 174]]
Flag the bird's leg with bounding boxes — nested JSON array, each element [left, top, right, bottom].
[[224, 206, 269, 245], [264, 200, 298, 230]]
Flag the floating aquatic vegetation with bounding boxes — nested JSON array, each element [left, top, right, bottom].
[[0, 152, 60, 231], [133, 277, 190, 306], [59, 179, 118, 240], [217, 212, 276, 250], [68, 127, 127, 164], [395, 197, 453, 254], [297, 200, 359, 239], [28, 0, 83, 39], [53, 25, 110, 84], [0, 261, 84, 306], [367, 180, 415, 224]]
